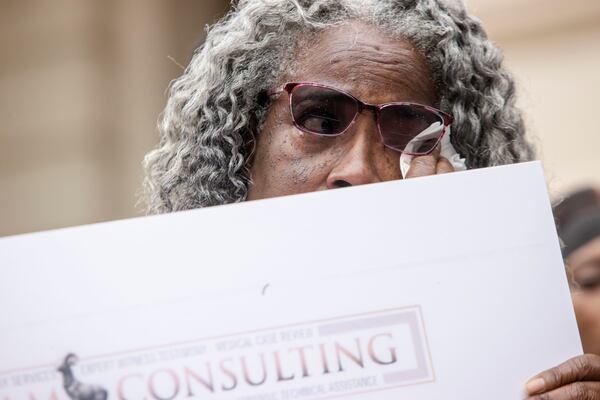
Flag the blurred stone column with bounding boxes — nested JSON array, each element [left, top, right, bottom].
[[0, 0, 228, 236]]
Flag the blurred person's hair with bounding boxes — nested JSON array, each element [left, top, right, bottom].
[[553, 187, 600, 257], [554, 188, 600, 235], [142, 0, 534, 213]]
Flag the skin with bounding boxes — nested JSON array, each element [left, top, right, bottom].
[[247, 21, 600, 399], [569, 237, 600, 356]]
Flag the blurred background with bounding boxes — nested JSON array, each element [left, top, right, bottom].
[[1, 0, 599, 237]]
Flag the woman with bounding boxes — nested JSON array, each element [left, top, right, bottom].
[[143, 0, 600, 397], [556, 189, 600, 358]]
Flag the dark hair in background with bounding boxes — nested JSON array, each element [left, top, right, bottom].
[[554, 188, 600, 257]]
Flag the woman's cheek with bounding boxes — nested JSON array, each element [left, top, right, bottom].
[[572, 292, 600, 355]]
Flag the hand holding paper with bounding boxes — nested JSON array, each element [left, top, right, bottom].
[[524, 354, 600, 399]]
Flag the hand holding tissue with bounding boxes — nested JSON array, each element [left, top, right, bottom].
[[400, 123, 467, 178]]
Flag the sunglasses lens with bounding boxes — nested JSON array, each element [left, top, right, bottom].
[[290, 85, 358, 136], [379, 105, 445, 154]]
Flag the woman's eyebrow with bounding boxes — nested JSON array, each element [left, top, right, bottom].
[[568, 238, 600, 268]]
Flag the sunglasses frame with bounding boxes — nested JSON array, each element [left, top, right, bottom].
[[270, 82, 454, 156]]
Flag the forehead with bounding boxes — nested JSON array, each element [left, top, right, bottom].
[[569, 236, 600, 270], [288, 21, 437, 105]]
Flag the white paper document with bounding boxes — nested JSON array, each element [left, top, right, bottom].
[[0, 161, 582, 400]]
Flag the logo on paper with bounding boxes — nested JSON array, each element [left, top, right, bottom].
[[1, 307, 434, 400], [57, 354, 108, 400]]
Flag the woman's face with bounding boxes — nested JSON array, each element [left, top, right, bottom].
[[569, 237, 600, 355], [247, 21, 438, 200]]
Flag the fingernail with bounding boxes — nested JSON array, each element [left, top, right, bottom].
[[525, 378, 545, 395]]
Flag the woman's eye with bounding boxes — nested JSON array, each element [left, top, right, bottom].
[[573, 267, 600, 291], [571, 261, 600, 291], [298, 110, 340, 135], [576, 275, 600, 291]]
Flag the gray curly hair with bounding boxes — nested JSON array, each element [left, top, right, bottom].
[[143, 0, 534, 214]]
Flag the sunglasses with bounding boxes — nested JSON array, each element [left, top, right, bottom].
[[270, 82, 454, 156]]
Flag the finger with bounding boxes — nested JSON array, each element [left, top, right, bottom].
[[436, 157, 454, 174], [526, 355, 600, 396], [526, 381, 600, 400], [430, 142, 442, 158], [405, 146, 441, 179]]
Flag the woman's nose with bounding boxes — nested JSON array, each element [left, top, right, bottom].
[[325, 115, 382, 189]]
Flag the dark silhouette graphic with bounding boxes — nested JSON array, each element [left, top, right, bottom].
[[57, 353, 108, 400]]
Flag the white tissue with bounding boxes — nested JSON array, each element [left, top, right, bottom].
[[400, 124, 467, 178]]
